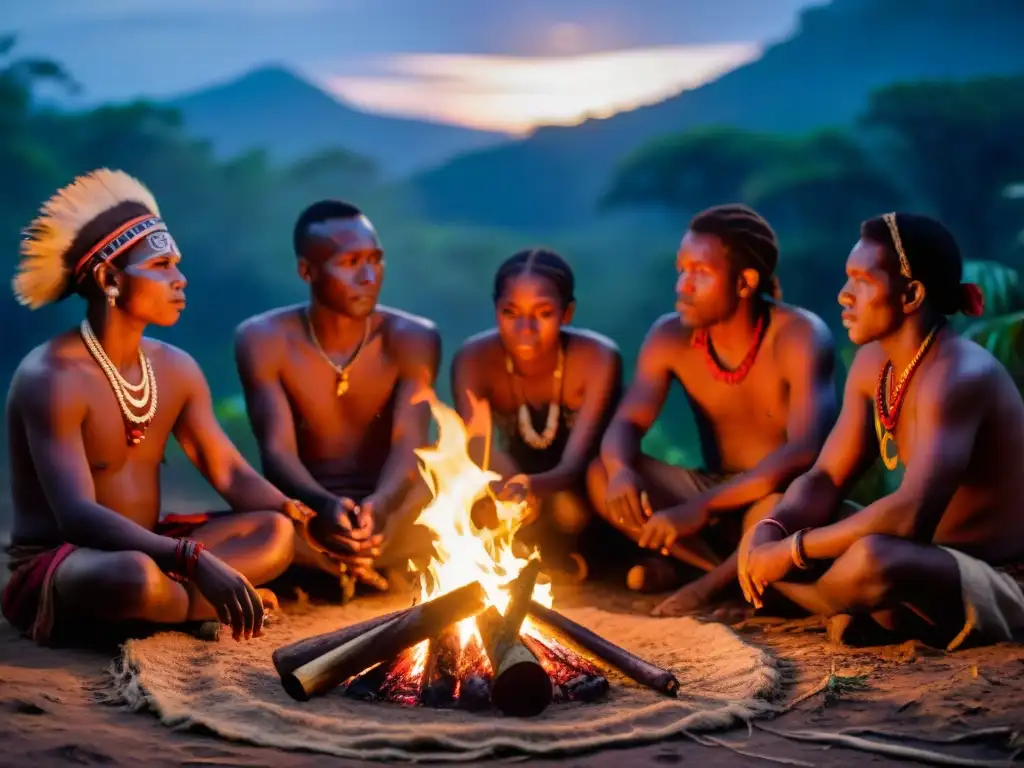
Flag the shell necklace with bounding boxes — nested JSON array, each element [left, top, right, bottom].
[[506, 345, 565, 450], [80, 319, 158, 445], [306, 309, 370, 397]]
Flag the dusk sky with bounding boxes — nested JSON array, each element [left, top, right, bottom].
[[8, 0, 825, 133]]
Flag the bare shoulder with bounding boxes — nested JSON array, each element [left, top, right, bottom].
[[645, 312, 690, 352], [378, 306, 441, 366], [451, 330, 501, 393], [454, 329, 501, 365], [845, 342, 887, 397], [234, 304, 305, 351], [9, 333, 89, 417], [146, 339, 207, 387], [378, 305, 439, 342], [919, 334, 1013, 410], [564, 327, 622, 367], [771, 303, 834, 359]]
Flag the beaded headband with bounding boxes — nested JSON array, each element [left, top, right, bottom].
[[882, 212, 913, 279]]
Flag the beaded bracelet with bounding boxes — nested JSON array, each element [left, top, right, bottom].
[[169, 538, 205, 582]]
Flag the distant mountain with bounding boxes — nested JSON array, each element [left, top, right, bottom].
[[409, 0, 1024, 231], [169, 66, 509, 178]]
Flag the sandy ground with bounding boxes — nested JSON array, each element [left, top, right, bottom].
[[1, 551, 1023, 767]]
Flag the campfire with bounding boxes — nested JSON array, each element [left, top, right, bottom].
[[273, 398, 678, 717]]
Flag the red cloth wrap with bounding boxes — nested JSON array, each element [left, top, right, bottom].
[[960, 283, 985, 317], [1, 512, 212, 645], [1, 544, 76, 644]]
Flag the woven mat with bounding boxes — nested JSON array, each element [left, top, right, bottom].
[[110, 596, 781, 762]]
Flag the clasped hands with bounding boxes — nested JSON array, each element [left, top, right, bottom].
[[302, 494, 391, 589], [605, 468, 708, 552]]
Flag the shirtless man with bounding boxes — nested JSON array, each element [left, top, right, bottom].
[[740, 212, 1024, 648], [2, 169, 311, 646], [235, 200, 441, 590], [588, 204, 838, 616]]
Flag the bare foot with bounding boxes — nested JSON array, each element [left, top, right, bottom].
[[627, 558, 683, 594], [256, 588, 280, 613], [707, 600, 755, 625], [651, 581, 716, 617]]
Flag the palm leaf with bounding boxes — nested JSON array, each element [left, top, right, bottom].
[[963, 310, 1024, 378]]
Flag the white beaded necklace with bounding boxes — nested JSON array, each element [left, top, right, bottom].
[[506, 346, 564, 451], [80, 319, 158, 444]]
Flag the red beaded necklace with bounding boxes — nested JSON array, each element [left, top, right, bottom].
[[693, 312, 767, 385], [875, 323, 942, 432]]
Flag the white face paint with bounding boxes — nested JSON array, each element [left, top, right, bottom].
[[145, 230, 178, 257]]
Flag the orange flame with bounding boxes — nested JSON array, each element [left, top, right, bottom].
[[410, 395, 552, 645]]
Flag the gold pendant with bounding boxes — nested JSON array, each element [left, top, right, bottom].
[[336, 373, 349, 397], [880, 430, 899, 470]]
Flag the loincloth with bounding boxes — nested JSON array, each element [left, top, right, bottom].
[[940, 547, 1024, 651], [0, 513, 212, 646]]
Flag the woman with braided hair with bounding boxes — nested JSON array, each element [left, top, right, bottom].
[[451, 248, 622, 582]]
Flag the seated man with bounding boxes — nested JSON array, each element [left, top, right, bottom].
[[451, 249, 622, 581], [3, 169, 313, 646], [234, 200, 441, 591], [740, 212, 1024, 649], [588, 204, 838, 616]]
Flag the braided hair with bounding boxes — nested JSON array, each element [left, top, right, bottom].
[[492, 248, 576, 308], [690, 203, 782, 300]]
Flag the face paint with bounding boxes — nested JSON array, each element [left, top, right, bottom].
[[145, 230, 179, 258]]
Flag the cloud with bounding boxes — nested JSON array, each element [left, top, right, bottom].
[[323, 43, 761, 134]]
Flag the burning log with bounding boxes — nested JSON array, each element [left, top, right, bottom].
[[457, 674, 491, 711], [527, 600, 680, 697], [272, 608, 408, 677], [520, 633, 609, 704], [281, 581, 487, 701], [344, 661, 389, 701], [419, 626, 461, 708], [475, 560, 552, 717], [378, 643, 428, 705]]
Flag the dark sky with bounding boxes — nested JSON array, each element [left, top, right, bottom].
[[7, 0, 825, 127]]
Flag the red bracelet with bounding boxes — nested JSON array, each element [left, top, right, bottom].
[[169, 538, 204, 582], [185, 541, 204, 580]]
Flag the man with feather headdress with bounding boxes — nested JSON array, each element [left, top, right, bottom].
[[2, 168, 317, 646]]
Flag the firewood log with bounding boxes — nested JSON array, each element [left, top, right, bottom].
[[272, 608, 408, 677], [475, 561, 551, 717], [280, 581, 486, 701], [527, 600, 679, 697], [419, 625, 460, 708]]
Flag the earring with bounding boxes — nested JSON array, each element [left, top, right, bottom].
[[106, 286, 119, 308]]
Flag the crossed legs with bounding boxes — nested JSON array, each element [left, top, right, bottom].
[[772, 534, 965, 647], [53, 510, 294, 629], [586, 454, 779, 616]]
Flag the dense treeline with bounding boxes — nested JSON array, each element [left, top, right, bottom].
[[1, 34, 1022, 510]]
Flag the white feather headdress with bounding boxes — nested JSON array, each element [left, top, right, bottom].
[[13, 168, 161, 309]]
